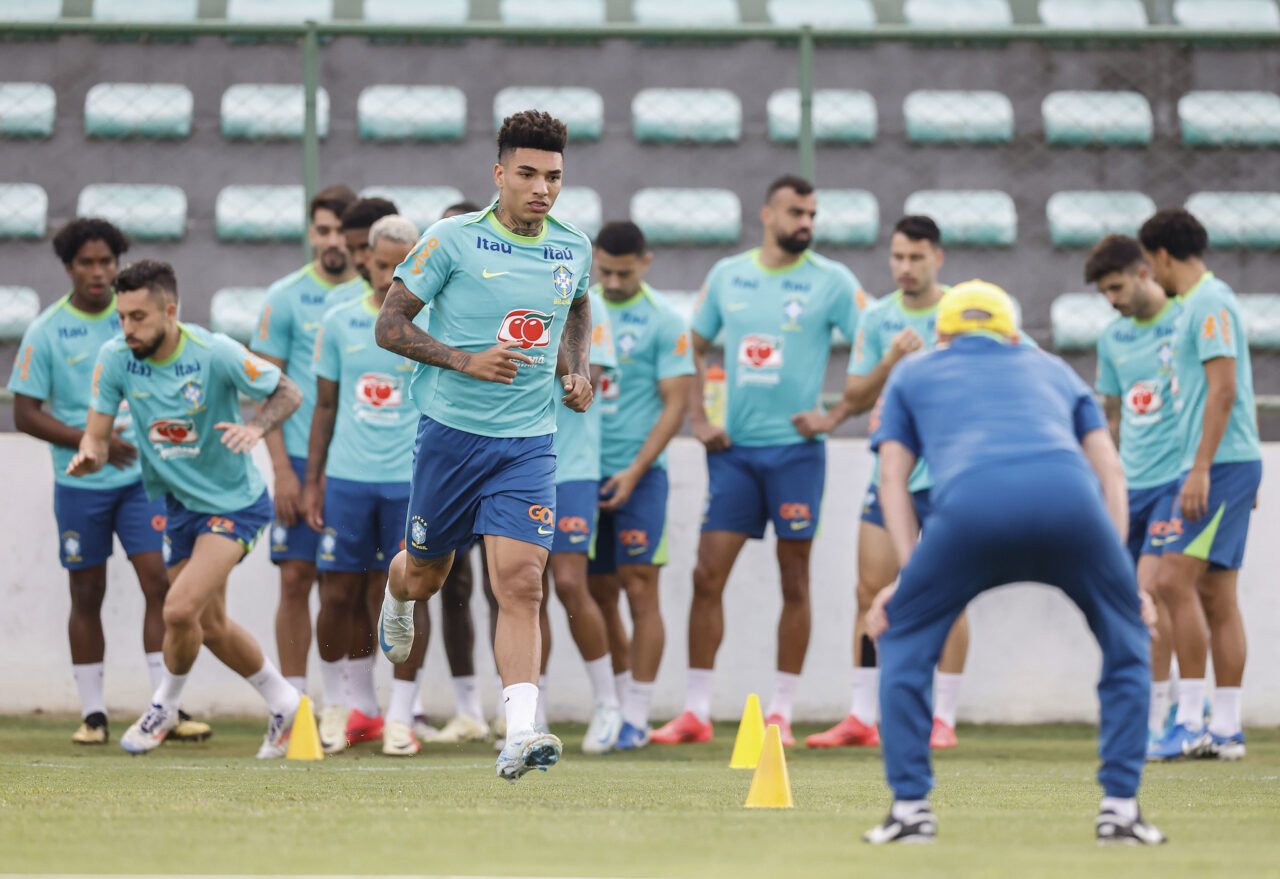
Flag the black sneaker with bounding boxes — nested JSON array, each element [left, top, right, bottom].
[[1096, 809, 1167, 845], [863, 807, 938, 844]]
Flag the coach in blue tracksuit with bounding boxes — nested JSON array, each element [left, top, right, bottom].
[[861, 281, 1165, 846]]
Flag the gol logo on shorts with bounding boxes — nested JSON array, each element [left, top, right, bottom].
[[528, 506, 554, 524], [558, 516, 590, 534], [620, 530, 649, 554], [780, 503, 813, 531]]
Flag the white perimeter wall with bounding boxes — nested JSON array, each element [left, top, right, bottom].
[[1, 435, 1276, 725]]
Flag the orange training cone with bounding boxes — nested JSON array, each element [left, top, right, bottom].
[[285, 694, 324, 761], [729, 692, 766, 769], [744, 724, 793, 809]]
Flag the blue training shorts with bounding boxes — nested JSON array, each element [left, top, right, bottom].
[[701, 442, 824, 541], [860, 483, 934, 530], [53, 480, 166, 570], [318, 477, 410, 573], [163, 490, 272, 568], [1126, 479, 1181, 564], [552, 479, 598, 556], [591, 467, 670, 573], [269, 455, 322, 565], [1160, 460, 1262, 571]]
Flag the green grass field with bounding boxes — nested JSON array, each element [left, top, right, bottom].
[[2, 715, 1278, 878]]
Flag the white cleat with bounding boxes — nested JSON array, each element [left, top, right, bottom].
[[496, 731, 563, 783], [433, 713, 491, 744], [582, 703, 623, 755], [120, 703, 178, 755], [413, 715, 441, 743], [318, 704, 350, 754], [383, 720, 421, 756], [256, 702, 299, 759], [378, 595, 414, 664]]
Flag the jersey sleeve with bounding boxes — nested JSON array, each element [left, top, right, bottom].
[[829, 265, 862, 341], [589, 294, 617, 369], [657, 307, 696, 380], [870, 367, 922, 457], [7, 322, 52, 401], [1192, 295, 1238, 363], [395, 219, 455, 307], [251, 283, 294, 361], [1094, 334, 1121, 396], [214, 333, 282, 402], [314, 314, 341, 383], [848, 307, 883, 376], [690, 266, 723, 342], [89, 342, 125, 418], [1060, 358, 1108, 440]]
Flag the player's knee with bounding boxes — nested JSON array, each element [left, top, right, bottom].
[[779, 577, 809, 606], [494, 561, 545, 611], [856, 579, 883, 611], [279, 564, 315, 601], [68, 575, 107, 614], [553, 576, 588, 612], [162, 595, 201, 630], [692, 563, 727, 601]]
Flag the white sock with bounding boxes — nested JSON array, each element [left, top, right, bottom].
[[892, 799, 930, 820], [1208, 687, 1242, 738], [145, 652, 165, 694], [1149, 679, 1172, 734], [615, 671, 631, 700], [73, 662, 106, 718], [685, 668, 714, 722], [1175, 678, 1206, 729], [385, 586, 412, 615], [494, 673, 506, 722], [534, 675, 550, 729], [247, 660, 301, 717], [503, 682, 539, 739], [319, 658, 346, 707], [584, 656, 619, 708], [1100, 796, 1138, 821], [766, 671, 801, 722], [388, 679, 417, 727], [933, 672, 963, 727], [623, 680, 656, 730], [346, 656, 380, 717], [851, 666, 879, 724], [451, 675, 484, 722], [413, 669, 425, 718], [286, 675, 307, 696], [152, 669, 188, 712]]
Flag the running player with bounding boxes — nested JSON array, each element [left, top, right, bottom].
[[374, 110, 594, 781], [653, 175, 863, 747], [9, 220, 209, 745], [68, 260, 305, 757], [862, 281, 1163, 845], [587, 221, 694, 750], [1141, 209, 1262, 762], [1085, 234, 1182, 742]]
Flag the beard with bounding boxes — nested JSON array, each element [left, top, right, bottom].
[[776, 231, 812, 254], [129, 328, 166, 361], [320, 247, 348, 275]]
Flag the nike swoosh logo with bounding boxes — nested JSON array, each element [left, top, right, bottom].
[[790, 520, 810, 531], [345, 344, 366, 354], [1150, 536, 1178, 547], [627, 546, 646, 556], [538, 525, 554, 535], [378, 618, 395, 654], [727, 303, 749, 312], [67, 353, 89, 365], [569, 535, 587, 544], [482, 269, 510, 279]]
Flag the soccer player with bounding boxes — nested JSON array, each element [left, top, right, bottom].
[[653, 175, 863, 747], [809, 216, 966, 750], [67, 260, 305, 757], [862, 281, 1163, 845], [1141, 209, 1262, 762], [341, 196, 398, 286], [373, 110, 594, 781], [587, 221, 695, 750], [9, 220, 209, 746], [1086, 234, 1182, 741]]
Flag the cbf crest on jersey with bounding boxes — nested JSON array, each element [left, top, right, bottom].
[[782, 293, 806, 331], [180, 379, 205, 413], [553, 264, 574, 305]]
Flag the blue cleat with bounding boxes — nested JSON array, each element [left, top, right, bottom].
[[496, 731, 562, 783], [1200, 731, 1246, 762], [614, 721, 651, 751], [1147, 722, 1207, 762]]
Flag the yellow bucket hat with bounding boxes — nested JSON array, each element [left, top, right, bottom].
[[936, 279, 1017, 339]]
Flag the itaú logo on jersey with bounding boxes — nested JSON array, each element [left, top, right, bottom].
[[498, 309, 554, 350], [148, 418, 201, 459], [1126, 381, 1163, 417], [356, 373, 403, 408]]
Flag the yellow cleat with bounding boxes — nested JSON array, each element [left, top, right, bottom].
[[168, 710, 213, 743], [72, 712, 108, 745]]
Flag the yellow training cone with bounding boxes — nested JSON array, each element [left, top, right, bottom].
[[744, 724, 793, 809], [285, 694, 324, 761], [729, 692, 765, 769]]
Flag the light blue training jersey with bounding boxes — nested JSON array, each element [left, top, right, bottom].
[[1170, 272, 1262, 471], [554, 291, 616, 484], [314, 293, 419, 484], [395, 203, 592, 438], [599, 283, 696, 477], [1095, 299, 1184, 489], [8, 293, 140, 490], [91, 323, 283, 513], [691, 249, 862, 448]]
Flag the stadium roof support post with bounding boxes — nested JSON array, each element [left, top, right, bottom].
[[302, 18, 320, 263], [798, 26, 815, 182]]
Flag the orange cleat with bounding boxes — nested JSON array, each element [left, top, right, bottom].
[[345, 708, 385, 746], [805, 714, 880, 748], [764, 713, 795, 747], [650, 710, 713, 744], [930, 717, 958, 749]]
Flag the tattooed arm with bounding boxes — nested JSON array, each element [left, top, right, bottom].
[[215, 372, 302, 454], [557, 294, 593, 412]]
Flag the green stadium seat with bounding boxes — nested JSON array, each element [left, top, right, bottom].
[[1042, 91, 1152, 146], [551, 187, 602, 238], [904, 190, 1016, 246], [92, 0, 198, 22], [1173, 0, 1280, 29], [359, 186, 465, 231], [362, 0, 469, 25], [0, 184, 47, 238], [633, 0, 739, 25], [904, 90, 1013, 144], [1179, 91, 1280, 147], [1238, 294, 1280, 349], [358, 86, 465, 141], [216, 185, 305, 242], [1050, 292, 1115, 351], [631, 188, 741, 245], [498, 0, 605, 26], [1186, 192, 1280, 249], [766, 0, 876, 27], [210, 288, 268, 346], [226, 0, 333, 23], [1046, 191, 1155, 248], [904, 0, 1013, 27], [77, 184, 187, 241], [815, 190, 879, 247], [633, 89, 741, 143], [0, 287, 40, 343], [1037, 0, 1147, 28], [0, 0, 60, 21], [85, 84, 193, 139], [0, 83, 55, 138], [222, 85, 330, 140], [767, 89, 876, 144], [494, 87, 603, 141]]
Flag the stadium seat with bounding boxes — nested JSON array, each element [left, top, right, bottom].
[[663, 290, 699, 327], [1186, 192, 1280, 249], [92, 0, 199, 22], [766, 0, 876, 27], [1046, 191, 1156, 248], [1238, 294, 1280, 349], [84, 84, 193, 139], [0, 183, 47, 239], [632, 0, 739, 25], [1179, 91, 1280, 147], [1042, 91, 1152, 146], [1037, 0, 1147, 28], [222, 85, 330, 140], [815, 190, 879, 247], [551, 186, 602, 238], [767, 89, 877, 144], [903, 190, 1016, 246], [358, 86, 466, 141], [210, 288, 268, 346], [493, 87, 603, 141], [904, 90, 1014, 144], [904, 0, 1013, 27], [0, 287, 39, 343], [0, 0, 60, 21], [631, 188, 741, 245], [215, 185, 305, 242], [632, 89, 741, 143], [498, 0, 605, 26], [358, 186, 465, 231], [0, 83, 55, 138], [1050, 292, 1114, 351], [226, 0, 333, 23], [1172, 0, 1280, 29], [362, 0, 469, 25], [77, 184, 187, 241]]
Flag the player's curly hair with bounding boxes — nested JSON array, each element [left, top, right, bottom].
[[340, 197, 398, 232], [497, 110, 568, 160], [52, 218, 130, 266], [1139, 209, 1208, 261], [115, 259, 178, 301]]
